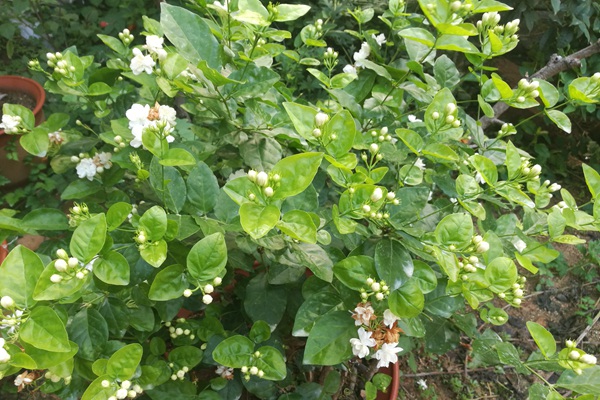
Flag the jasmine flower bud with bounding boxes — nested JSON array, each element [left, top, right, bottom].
[[127, 390, 137, 398], [580, 354, 597, 365], [204, 284, 214, 294], [0, 296, 14, 309], [68, 257, 79, 268], [101, 380, 110, 388], [176, 370, 185, 379], [312, 128, 322, 137], [369, 143, 379, 153], [116, 388, 128, 399], [565, 340, 575, 348], [569, 350, 581, 361], [375, 292, 384, 300], [476, 241, 490, 253], [315, 112, 329, 127], [387, 192, 395, 200], [445, 115, 455, 124], [513, 298, 522, 305], [264, 187, 274, 197], [50, 274, 63, 283], [121, 381, 131, 390], [256, 171, 268, 187], [452, 120, 461, 128], [530, 164, 542, 176], [371, 282, 381, 291], [250, 366, 259, 375], [366, 278, 374, 285], [214, 277, 222, 285], [56, 248, 69, 259], [432, 111, 440, 120], [371, 188, 383, 202], [514, 289, 523, 297], [362, 204, 371, 213], [202, 294, 213, 304], [183, 289, 193, 297], [445, 103, 456, 114], [258, 370, 264, 378], [55, 259, 68, 272], [498, 293, 506, 299], [380, 126, 388, 135], [247, 170, 257, 182]]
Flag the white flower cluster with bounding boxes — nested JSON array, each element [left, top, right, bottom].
[[169, 363, 190, 381], [126, 103, 177, 148], [240, 352, 266, 380], [370, 126, 393, 144], [102, 379, 143, 400], [45, 370, 70, 384], [498, 276, 527, 306], [565, 340, 597, 375], [515, 79, 540, 103], [48, 130, 64, 145], [75, 152, 113, 181], [183, 277, 222, 305], [118, 28, 134, 45], [431, 102, 461, 129], [472, 235, 490, 253], [518, 157, 542, 180], [130, 48, 155, 75], [46, 51, 75, 77], [50, 248, 93, 284], [359, 278, 391, 302], [349, 303, 402, 368], [477, 12, 520, 47], [0, 114, 22, 134], [165, 318, 196, 340], [247, 170, 280, 199], [1, 295, 23, 337], [143, 35, 167, 60]]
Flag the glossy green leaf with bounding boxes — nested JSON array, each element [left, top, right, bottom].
[[293, 291, 344, 337], [213, 335, 254, 368], [159, 148, 196, 166], [0, 245, 44, 308], [388, 280, 424, 318], [254, 346, 287, 380], [149, 264, 188, 301], [277, 210, 317, 243], [484, 257, 517, 293], [70, 213, 107, 264], [20, 306, 70, 352], [303, 310, 355, 365], [106, 202, 132, 231], [333, 255, 377, 291], [94, 250, 130, 286], [169, 346, 203, 369], [582, 163, 600, 199], [240, 203, 280, 239], [374, 238, 414, 290], [545, 109, 571, 133], [67, 308, 109, 361], [140, 239, 168, 268], [244, 273, 287, 327], [139, 205, 168, 241], [470, 154, 498, 186], [187, 232, 227, 282], [106, 343, 143, 381], [557, 367, 600, 395], [434, 213, 473, 249], [526, 321, 556, 358], [271, 153, 323, 200]]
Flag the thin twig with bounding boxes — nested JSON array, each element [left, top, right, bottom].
[[480, 39, 600, 130], [401, 365, 514, 378]]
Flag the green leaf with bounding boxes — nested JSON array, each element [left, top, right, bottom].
[[244, 273, 288, 327], [582, 163, 600, 199], [232, 0, 269, 25], [484, 257, 517, 293], [149, 159, 187, 213], [254, 346, 287, 380], [568, 77, 600, 103], [333, 256, 377, 291], [283, 102, 318, 141], [139, 206, 167, 241], [412, 260, 438, 294], [106, 344, 143, 381], [398, 27, 436, 47], [303, 310, 355, 365], [20, 129, 49, 157], [162, 53, 188, 80], [293, 291, 344, 337], [0, 245, 44, 308], [537, 79, 559, 107], [3, 104, 34, 129], [436, 35, 480, 54], [140, 239, 168, 268], [70, 213, 107, 264], [169, 346, 203, 369], [434, 213, 473, 249], [374, 238, 414, 290], [240, 136, 282, 171], [557, 366, 600, 395], [396, 129, 423, 155], [187, 232, 227, 282], [470, 155, 498, 185], [67, 308, 108, 361], [324, 110, 356, 158], [94, 251, 130, 285], [249, 321, 272, 343], [434, 55, 460, 88], [186, 162, 220, 214], [106, 202, 132, 231], [505, 141, 521, 181], [526, 321, 556, 358], [271, 153, 323, 200], [240, 203, 280, 239], [88, 82, 112, 96], [422, 143, 459, 162], [20, 306, 70, 352], [213, 335, 254, 368], [545, 110, 571, 134], [277, 210, 317, 243], [491, 73, 513, 99], [159, 148, 196, 166], [149, 264, 188, 301], [160, 3, 221, 68], [438, 23, 478, 36], [33, 261, 88, 301], [293, 243, 334, 282], [82, 376, 116, 400], [273, 4, 311, 21], [388, 280, 424, 318]]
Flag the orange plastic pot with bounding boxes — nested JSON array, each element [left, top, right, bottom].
[[375, 361, 400, 400], [0, 75, 46, 187], [0, 240, 8, 264]]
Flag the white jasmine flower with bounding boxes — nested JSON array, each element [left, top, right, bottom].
[[383, 309, 399, 328], [144, 35, 167, 59], [315, 112, 329, 127], [94, 152, 113, 170], [349, 327, 376, 358], [213, 0, 229, 11], [0, 296, 14, 309], [256, 171, 269, 187], [0, 338, 10, 363], [414, 158, 426, 171], [76, 158, 97, 181], [514, 239, 526, 253], [0, 114, 22, 133], [353, 42, 371, 68], [116, 388, 128, 399], [130, 48, 155, 75], [374, 342, 402, 368], [48, 130, 64, 145], [417, 379, 428, 390], [408, 115, 422, 123], [580, 354, 597, 365], [343, 64, 357, 76], [372, 33, 387, 46]]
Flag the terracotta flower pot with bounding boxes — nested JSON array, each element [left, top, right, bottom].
[[0, 75, 46, 187], [0, 240, 8, 264], [375, 361, 400, 400]]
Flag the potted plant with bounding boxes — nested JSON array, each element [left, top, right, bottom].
[[0, 75, 46, 187], [0, 1, 599, 399]]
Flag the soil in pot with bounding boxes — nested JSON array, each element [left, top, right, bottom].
[[0, 91, 36, 113]]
